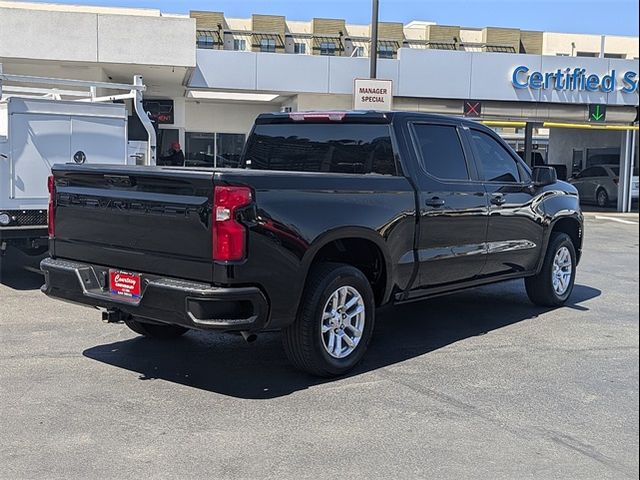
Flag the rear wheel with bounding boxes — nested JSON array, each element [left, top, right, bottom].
[[596, 188, 609, 208], [124, 317, 188, 340], [525, 232, 576, 307], [282, 263, 375, 377]]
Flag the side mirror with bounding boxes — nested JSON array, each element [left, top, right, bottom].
[[532, 166, 557, 187]]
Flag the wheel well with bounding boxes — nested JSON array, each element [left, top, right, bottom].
[[311, 238, 387, 306], [551, 217, 582, 261]]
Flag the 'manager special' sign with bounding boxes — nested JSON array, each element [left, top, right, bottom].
[[354, 79, 393, 111], [512, 66, 638, 93]]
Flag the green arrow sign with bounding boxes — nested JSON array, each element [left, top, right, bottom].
[[589, 104, 607, 123]]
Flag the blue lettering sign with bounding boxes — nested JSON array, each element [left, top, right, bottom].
[[512, 66, 529, 89], [511, 67, 637, 94], [529, 71, 543, 89], [585, 74, 600, 92], [623, 71, 638, 93]]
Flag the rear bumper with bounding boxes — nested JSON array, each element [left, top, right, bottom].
[[0, 227, 47, 242], [40, 257, 269, 332]]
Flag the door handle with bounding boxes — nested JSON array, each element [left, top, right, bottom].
[[426, 197, 446, 208], [490, 193, 506, 206]]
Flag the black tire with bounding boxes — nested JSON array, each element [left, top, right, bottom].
[[124, 317, 189, 340], [596, 188, 609, 208], [525, 232, 577, 307], [282, 263, 376, 377]]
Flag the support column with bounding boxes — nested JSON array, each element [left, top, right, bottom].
[[618, 130, 636, 213], [524, 122, 535, 167]]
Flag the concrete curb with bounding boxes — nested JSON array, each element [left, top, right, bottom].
[[583, 211, 639, 219]]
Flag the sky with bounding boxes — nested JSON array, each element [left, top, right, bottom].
[[23, 0, 640, 36]]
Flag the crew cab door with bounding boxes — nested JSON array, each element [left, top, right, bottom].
[[407, 121, 489, 288], [466, 127, 544, 277]]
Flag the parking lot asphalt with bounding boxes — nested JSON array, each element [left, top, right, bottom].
[[1, 216, 638, 480]]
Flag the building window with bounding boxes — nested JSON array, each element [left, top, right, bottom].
[[604, 53, 625, 59], [233, 39, 247, 51], [556, 53, 570, 56], [185, 132, 245, 168], [379, 45, 394, 59], [260, 39, 277, 53], [196, 34, 215, 49], [294, 42, 306, 54], [353, 46, 365, 57], [576, 51, 598, 57], [320, 42, 337, 56]]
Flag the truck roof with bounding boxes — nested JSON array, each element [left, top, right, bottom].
[[255, 110, 484, 129]]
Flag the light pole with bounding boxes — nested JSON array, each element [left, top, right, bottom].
[[370, 0, 379, 79]]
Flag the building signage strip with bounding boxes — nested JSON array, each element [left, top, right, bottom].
[[512, 66, 638, 93]]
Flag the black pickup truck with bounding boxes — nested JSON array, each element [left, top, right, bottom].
[[41, 111, 583, 377]]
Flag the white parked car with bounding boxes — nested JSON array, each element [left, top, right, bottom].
[[570, 165, 639, 207]]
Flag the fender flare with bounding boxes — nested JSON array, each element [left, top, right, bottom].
[[300, 226, 395, 305]]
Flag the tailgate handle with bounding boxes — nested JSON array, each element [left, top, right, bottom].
[[105, 175, 136, 188]]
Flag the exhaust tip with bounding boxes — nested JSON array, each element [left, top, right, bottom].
[[241, 331, 258, 343]]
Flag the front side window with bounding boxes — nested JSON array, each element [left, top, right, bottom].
[[260, 39, 276, 53], [412, 124, 469, 181], [470, 130, 522, 183], [244, 123, 396, 175]]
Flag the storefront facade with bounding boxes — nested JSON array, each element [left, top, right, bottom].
[[0, 2, 638, 209]]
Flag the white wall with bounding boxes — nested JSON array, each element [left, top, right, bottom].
[[543, 32, 639, 59], [185, 100, 280, 135], [191, 48, 639, 107], [547, 128, 622, 169], [0, 6, 196, 67]]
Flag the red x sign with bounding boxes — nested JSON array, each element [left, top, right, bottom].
[[464, 101, 482, 118]]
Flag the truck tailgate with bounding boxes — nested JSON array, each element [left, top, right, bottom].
[[51, 165, 215, 283]]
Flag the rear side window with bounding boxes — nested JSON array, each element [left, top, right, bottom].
[[243, 124, 396, 175], [470, 130, 522, 183], [412, 124, 469, 181]]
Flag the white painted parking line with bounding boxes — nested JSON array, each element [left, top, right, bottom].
[[594, 215, 639, 225]]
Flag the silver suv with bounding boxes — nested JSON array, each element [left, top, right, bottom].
[[570, 165, 639, 207]]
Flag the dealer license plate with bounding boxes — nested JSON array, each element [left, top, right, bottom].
[[109, 270, 141, 299]]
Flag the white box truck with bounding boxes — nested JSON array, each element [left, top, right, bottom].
[[0, 67, 156, 255]]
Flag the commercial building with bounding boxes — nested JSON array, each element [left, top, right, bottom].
[[0, 1, 638, 210]]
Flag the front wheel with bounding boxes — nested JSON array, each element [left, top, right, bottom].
[[525, 233, 576, 307], [596, 188, 610, 208], [282, 263, 375, 377], [124, 317, 189, 340]]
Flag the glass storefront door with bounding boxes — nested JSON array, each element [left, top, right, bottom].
[[185, 132, 246, 168]]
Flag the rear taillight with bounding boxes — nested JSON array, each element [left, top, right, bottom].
[[47, 175, 55, 238], [213, 186, 252, 261]]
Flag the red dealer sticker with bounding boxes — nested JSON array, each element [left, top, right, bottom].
[[109, 270, 141, 299]]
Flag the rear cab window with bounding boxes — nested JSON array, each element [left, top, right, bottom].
[[243, 123, 397, 175]]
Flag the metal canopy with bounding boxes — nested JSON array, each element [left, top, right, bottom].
[[312, 36, 345, 52], [251, 33, 285, 48], [196, 29, 224, 49]]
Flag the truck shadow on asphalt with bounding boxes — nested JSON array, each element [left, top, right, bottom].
[[0, 250, 45, 290], [83, 281, 601, 399]]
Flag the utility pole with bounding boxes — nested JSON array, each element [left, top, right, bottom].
[[370, 0, 379, 79]]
